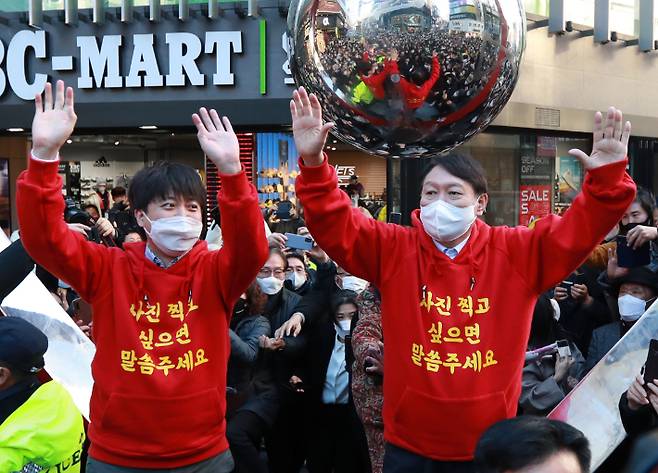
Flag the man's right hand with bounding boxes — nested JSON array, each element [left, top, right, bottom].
[[32, 81, 77, 161], [275, 312, 304, 338], [607, 247, 630, 281], [268, 232, 287, 249], [290, 87, 334, 167], [627, 374, 650, 410]]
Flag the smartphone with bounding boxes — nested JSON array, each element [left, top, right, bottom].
[[72, 298, 93, 325], [557, 339, 572, 358], [644, 339, 658, 386], [389, 212, 402, 225], [285, 232, 314, 251], [617, 234, 651, 268]]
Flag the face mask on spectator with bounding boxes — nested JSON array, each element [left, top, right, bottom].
[[341, 276, 368, 294], [335, 319, 351, 338], [257, 276, 284, 295], [618, 294, 647, 322], [144, 214, 202, 254], [420, 198, 476, 243], [286, 272, 307, 290]]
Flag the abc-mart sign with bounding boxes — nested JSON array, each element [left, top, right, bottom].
[[0, 11, 294, 127]]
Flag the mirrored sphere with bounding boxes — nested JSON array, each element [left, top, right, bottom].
[[287, 0, 526, 158]]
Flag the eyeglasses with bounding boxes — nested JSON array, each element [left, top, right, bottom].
[[258, 268, 285, 277]]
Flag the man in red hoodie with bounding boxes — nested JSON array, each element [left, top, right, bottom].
[[289, 87, 635, 473], [16, 80, 269, 472]]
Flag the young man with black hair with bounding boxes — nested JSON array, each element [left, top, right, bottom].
[[290, 86, 635, 472], [474, 417, 591, 473], [16, 81, 269, 472]]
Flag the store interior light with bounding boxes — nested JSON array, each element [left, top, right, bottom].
[[139, 125, 158, 130], [66, 139, 73, 144], [331, 147, 337, 151], [7, 128, 24, 132], [114, 141, 120, 146], [332, 140, 337, 143]]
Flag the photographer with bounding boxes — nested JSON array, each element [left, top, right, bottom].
[[520, 295, 585, 416], [64, 197, 116, 246]]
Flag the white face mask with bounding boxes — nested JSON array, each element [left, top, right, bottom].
[[618, 294, 647, 322], [420, 198, 477, 243], [341, 275, 369, 294], [144, 214, 202, 255], [286, 271, 307, 290], [257, 276, 284, 295], [335, 319, 351, 338]]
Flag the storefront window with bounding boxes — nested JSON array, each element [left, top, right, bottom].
[[0, 0, 27, 12], [610, 0, 639, 36], [0, 0, 243, 12], [458, 131, 590, 227]]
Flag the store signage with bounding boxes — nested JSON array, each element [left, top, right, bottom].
[[519, 184, 551, 227], [0, 11, 296, 127], [335, 165, 356, 185], [0, 28, 294, 100]]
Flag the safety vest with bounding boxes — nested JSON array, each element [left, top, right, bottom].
[[0, 381, 85, 473], [352, 81, 375, 105]]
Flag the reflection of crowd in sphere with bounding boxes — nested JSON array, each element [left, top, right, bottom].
[[293, 24, 517, 157]]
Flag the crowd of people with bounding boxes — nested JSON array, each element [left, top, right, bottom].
[[298, 24, 514, 157], [1, 79, 658, 473]]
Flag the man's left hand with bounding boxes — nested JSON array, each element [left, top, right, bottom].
[[569, 107, 631, 171]]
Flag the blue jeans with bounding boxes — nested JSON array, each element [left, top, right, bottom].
[[383, 443, 476, 473], [86, 450, 234, 473]]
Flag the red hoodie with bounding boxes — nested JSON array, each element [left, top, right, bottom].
[[391, 56, 441, 110], [16, 157, 269, 468], [295, 156, 635, 461]]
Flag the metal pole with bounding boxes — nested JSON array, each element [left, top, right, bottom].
[[149, 0, 161, 22], [29, 0, 43, 27], [179, 0, 189, 21], [548, 0, 564, 33], [121, 0, 134, 23], [64, 0, 78, 25], [93, 0, 104, 24], [639, 0, 655, 51], [208, 0, 219, 19], [594, 0, 611, 43], [248, 0, 259, 17]]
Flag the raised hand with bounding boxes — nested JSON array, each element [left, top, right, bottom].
[[290, 87, 334, 167], [32, 81, 77, 161], [569, 107, 631, 171], [192, 108, 241, 175]]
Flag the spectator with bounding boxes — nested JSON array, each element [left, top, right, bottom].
[[108, 186, 138, 241], [304, 290, 370, 473], [346, 175, 365, 198], [520, 295, 585, 416], [86, 180, 113, 218], [84, 204, 100, 222], [256, 249, 309, 473], [269, 200, 306, 236], [585, 267, 658, 373], [17, 81, 268, 471], [0, 316, 85, 473], [474, 417, 591, 473], [291, 88, 634, 469], [285, 251, 313, 295], [226, 283, 272, 473], [352, 286, 385, 473]]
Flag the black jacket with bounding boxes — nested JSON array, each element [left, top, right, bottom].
[[0, 239, 34, 301], [619, 391, 658, 438], [585, 321, 625, 374]]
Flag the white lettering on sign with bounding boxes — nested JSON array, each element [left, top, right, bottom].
[[7, 30, 48, 100], [0, 28, 294, 101], [335, 165, 356, 185], [165, 32, 204, 87], [520, 188, 550, 213], [206, 31, 242, 85], [0, 40, 5, 96], [126, 34, 163, 88], [281, 32, 295, 85], [77, 35, 123, 89]]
